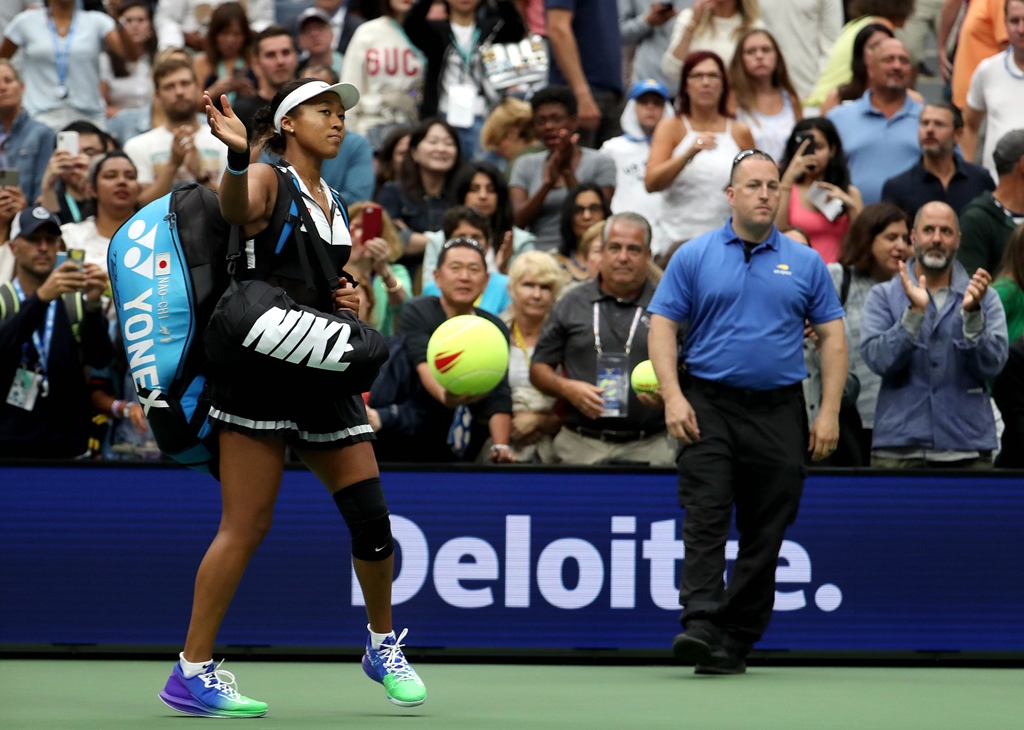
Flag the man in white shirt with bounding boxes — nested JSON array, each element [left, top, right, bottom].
[[760, 0, 843, 100], [314, 0, 365, 56], [963, 0, 1024, 181], [124, 57, 226, 206]]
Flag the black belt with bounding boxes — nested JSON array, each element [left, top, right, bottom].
[[689, 376, 802, 408], [571, 425, 652, 443]]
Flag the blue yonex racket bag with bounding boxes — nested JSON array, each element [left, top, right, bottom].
[[107, 184, 231, 478]]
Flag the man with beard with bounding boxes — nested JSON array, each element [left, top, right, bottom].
[[827, 38, 922, 205], [861, 200, 1008, 469], [881, 102, 993, 218], [232, 26, 300, 142], [124, 57, 227, 206]]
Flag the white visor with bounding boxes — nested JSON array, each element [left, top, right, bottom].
[[273, 80, 361, 132]]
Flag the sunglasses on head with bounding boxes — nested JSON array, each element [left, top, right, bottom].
[[442, 236, 485, 252]]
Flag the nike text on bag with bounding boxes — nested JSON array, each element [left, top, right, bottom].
[[205, 279, 388, 394], [107, 184, 233, 477]]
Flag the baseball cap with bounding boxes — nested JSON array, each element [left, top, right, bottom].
[[10, 206, 62, 241], [629, 79, 671, 101], [296, 7, 332, 30], [273, 79, 361, 132], [992, 129, 1024, 172]]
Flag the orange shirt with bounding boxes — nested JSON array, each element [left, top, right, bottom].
[[953, 0, 1009, 109]]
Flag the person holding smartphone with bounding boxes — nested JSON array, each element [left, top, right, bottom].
[[345, 201, 411, 336], [776, 117, 862, 264]]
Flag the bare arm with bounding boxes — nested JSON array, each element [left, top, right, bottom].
[[645, 118, 692, 192], [545, 9, 600, 131], [204, 93, 275, 226], [808, 317, 847, 461], [0, 38, 17, 60], [962, 106, 984, 164], [648, 314, 699, 444], [510, 182, 553, 228]]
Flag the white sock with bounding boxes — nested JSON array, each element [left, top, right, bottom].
[[368, 624, 394, 650], [179, 652, 213, 679]]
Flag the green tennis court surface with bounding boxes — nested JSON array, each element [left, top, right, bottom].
[[2, 660, 1021, 729]]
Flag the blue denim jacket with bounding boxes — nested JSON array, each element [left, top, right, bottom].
[[0, 110, 55, 203], [860, 259, 1009, 451]]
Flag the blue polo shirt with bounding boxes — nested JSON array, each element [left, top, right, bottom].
[[827, 91, 923, 205], [648, 220, 845, 390]]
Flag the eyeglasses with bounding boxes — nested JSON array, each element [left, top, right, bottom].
[[442, 236, 485, 252], [687, 72, 722, 83], [574, 204, 604, 216]]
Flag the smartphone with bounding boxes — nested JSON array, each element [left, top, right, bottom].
[[54, 251, 67, 269], [0, 168, 18, 188], [56, 130, 80, 156], [793, 132, 815, 156], [362, 205, 383, 242], [68, 248, 86, 272]]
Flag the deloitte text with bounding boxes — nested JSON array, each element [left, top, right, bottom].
[[352, 515, 843, 613]]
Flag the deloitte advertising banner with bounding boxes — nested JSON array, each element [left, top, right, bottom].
[[1, 465, 1022, 652]]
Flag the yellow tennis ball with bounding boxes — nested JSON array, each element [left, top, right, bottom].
[[427, 315, 510, 396], [631, 360, 659, 394]]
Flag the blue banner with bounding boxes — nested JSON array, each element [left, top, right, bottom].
[[1, 465, 1022, 651]]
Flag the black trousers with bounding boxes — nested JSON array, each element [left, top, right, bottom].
[[676, 380, 807, 655]]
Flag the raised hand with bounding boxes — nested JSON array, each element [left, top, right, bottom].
[[37, 261, 87, 303], [204, 92, 249, 153], [898, 260, 929, 312], [962, 268, 992, 312]]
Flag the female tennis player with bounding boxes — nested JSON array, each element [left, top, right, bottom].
[[157, 79, 426, 718]]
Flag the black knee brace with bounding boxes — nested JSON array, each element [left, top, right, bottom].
[[333, 477, 393, 561]]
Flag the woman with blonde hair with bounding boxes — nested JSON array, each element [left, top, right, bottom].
[[347, 201, 412, 335], [728, 28, 801, 163], [480, 97, 538, 172], [662, 0, 762, 84], [504, 250, 565, 462]]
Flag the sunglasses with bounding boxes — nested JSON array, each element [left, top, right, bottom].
[[731, 149, 776, 169], [442, 236, 486, 252]]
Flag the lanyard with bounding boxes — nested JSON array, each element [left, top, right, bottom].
[[47, 10, 78, 94], [511, 320, 531, 367], [64, 190, 82, 222], [593, 302, 643, 357], [449, 25, 481, 72], [12, 279, 57, 376]]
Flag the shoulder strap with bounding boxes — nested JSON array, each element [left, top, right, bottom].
[[272, 165, 341, 294], [61, 291, 83, 345], [0, 282, 17, 320], [839, 266, 851, 308]]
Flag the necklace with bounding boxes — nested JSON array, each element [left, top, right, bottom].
[[1005, 48, 1024, 80], [283, 159, 322, 193]]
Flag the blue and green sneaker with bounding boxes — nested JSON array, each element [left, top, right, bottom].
[[361, 627, 427, 707], [159, 660, 268, 718]]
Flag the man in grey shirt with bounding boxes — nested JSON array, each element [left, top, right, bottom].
[[530, 212, 673, 465], [509, 86, 617, 252]]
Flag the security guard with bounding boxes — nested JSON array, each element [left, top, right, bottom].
[[647, 150, 848, 674]]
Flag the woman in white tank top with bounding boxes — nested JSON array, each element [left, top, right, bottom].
[[729, 29, 802, 164], [646, 51, 755, 259]]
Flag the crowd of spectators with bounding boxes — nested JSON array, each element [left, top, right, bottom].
[[2, 0, 1024, 470]]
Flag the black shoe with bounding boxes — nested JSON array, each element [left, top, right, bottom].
[[695, 654, 747, 675], [671, 626, 721, 665]]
